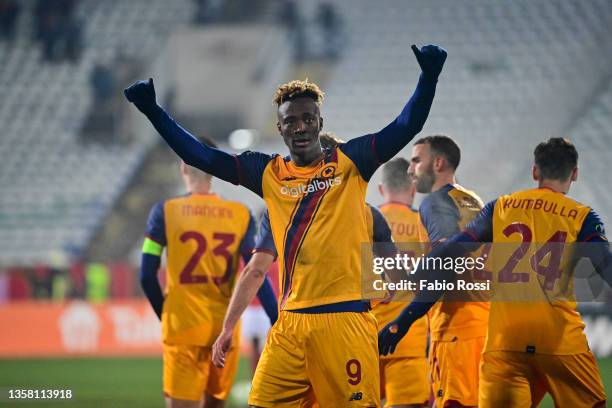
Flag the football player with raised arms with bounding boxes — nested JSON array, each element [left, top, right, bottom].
[[126, 44, 447, 407]]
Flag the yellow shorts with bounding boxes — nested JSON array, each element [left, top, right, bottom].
[[249, 310, 380, 407], [380, 357, 429, 407], [479, 350, 606, 408], [163, 334, 240, 401], [429, 336, 484, 407]]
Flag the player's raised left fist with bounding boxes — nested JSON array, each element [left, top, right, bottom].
[[124, 78, 158, 115], [411, 44, 447, 81]]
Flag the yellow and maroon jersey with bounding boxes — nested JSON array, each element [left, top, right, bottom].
[[145, 193, 256, 346], [245, 144, 393, 311], [465, 187, 607, 354], [419, 184, 489, 341], [256, 201, 402, 308], [374, 202, 429, 359], [257, 148, 373, 310], [380, 202, 429, 244], [143, 73, 439, 315]]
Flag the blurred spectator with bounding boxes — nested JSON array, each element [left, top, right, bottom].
[[279, 0, 298, 31], [34, 0, 81, 62], [69, 261, 86, 298], [317, 2, 342, 60], [83, 58, 121, 143], [109, 262, 135, 299], [52, 271, 70, 301], [1, 261, 141, 301], [7, 268, 32, 300], [193, 0, 222, 24], [280, 0, 306, 62], [64, 18, 83, 63], [85, 263, 110, 303], [31, 264, 54, 299], [0, 0, 19, 43], [35, 0, 60, 60], [49, 250, 71, 301], [0, 272, 8, 303], [90, 62, 115, 103]]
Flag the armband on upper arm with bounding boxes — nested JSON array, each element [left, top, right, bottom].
[[142, 237, 163, 257]]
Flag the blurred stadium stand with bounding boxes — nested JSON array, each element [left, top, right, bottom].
[[1, 0, 611, 308], [314, 0, 612, 224], [0, 0, 197, 267], [0, 0, 295, 300], [569, 78, 612, 217]]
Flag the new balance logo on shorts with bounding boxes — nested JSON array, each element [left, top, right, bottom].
[[349, 391, 363, 401]]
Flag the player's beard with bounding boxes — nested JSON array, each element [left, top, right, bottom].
[[415, 162, 435, 193]]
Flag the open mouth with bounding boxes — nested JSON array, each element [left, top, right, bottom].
[[293, 138, 312, 148]]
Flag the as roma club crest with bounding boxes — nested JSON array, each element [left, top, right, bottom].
[[319, 164, 337, 179]]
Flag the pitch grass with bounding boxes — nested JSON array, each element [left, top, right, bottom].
[[0, 357, 610, 407]]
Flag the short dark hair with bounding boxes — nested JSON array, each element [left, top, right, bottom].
[[414, 135, 461, 170], [381, 157, 411, 192], [533, 137, 578, 181]]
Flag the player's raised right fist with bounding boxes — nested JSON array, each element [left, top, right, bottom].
[[124, 78, 158, 115], [411, 44, 447, 81]]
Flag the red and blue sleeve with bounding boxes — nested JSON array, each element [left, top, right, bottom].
[[369, 205, 398, 258], [578, 209, 608, 243], [145, 106, 273, 197], [254, 210, 277, 257], [239, 211, 257, 265], [338, 75, 438, 181], [144, 201, 166, 246], [463, 200, 496, 242], [235, 151, 276, 197], [258, 275, 279, 325], [418, 191, 461, 244], [576, 209, 612, 289], [246, 210, 278, 324]]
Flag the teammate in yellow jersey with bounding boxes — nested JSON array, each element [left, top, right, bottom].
[[210, 133, 346, 374], [379, 138, 610, 408], [389, 135, 487, 408], [126, 44, 446, 407], [139, 135, 277, 408], [376, 157, 429, 408]]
